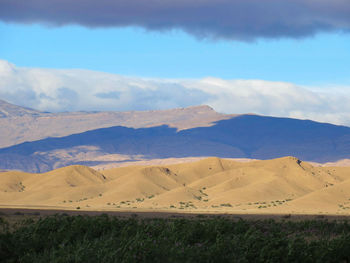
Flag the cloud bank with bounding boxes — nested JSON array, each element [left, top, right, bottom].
[[0, 0, 350, 40], [1, 59, 350, 126]]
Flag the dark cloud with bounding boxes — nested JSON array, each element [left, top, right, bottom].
[[0, 0, 349, 40]]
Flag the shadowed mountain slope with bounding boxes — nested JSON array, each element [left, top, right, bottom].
[[1, 115, 350, 172], [0, 99, 234, 148]]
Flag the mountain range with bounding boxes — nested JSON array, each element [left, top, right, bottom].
[[1, 99, 350, 172], [0, 99, 233, 148]]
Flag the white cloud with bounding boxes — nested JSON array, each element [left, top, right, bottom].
[[0, 59, 350, 126]]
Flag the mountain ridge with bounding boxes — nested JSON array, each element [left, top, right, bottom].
[[0, 99, 235, 148], [1, 114, 350, 172], [0, 99, 43, 118]]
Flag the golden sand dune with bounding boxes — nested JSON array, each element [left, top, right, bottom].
[[1, 157, 350, 215]]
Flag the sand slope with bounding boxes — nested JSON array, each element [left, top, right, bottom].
[[1, 157, 350, 215]]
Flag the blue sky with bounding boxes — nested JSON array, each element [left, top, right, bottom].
[[1, 22, 350, 86]]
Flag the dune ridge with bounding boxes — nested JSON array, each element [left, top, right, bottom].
[[1, 157, 350, 215]]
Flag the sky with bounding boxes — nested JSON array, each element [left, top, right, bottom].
[[0, 0, 350, 125]]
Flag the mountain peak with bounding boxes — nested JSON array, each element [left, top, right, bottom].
[[176, 105, 216, 114], [187, 105, 214, 110]]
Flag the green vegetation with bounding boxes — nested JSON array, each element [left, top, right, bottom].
[[338, 201, 350, 210], [1, 215, 350, 262], [199, 189, 208, 197], [255, 199, 294, 209], [194, 195, 202, 201], [220, 203, 232, 207], [179, 201, 196, 209], [18, 182, 25, 192]]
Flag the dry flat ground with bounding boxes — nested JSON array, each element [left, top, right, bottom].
[[1, 157, 350, 216]]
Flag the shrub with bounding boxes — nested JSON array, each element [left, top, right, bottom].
[[1, 215, 350, 262]]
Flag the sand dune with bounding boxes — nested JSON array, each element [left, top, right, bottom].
[[1, 157, 350, 215]]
